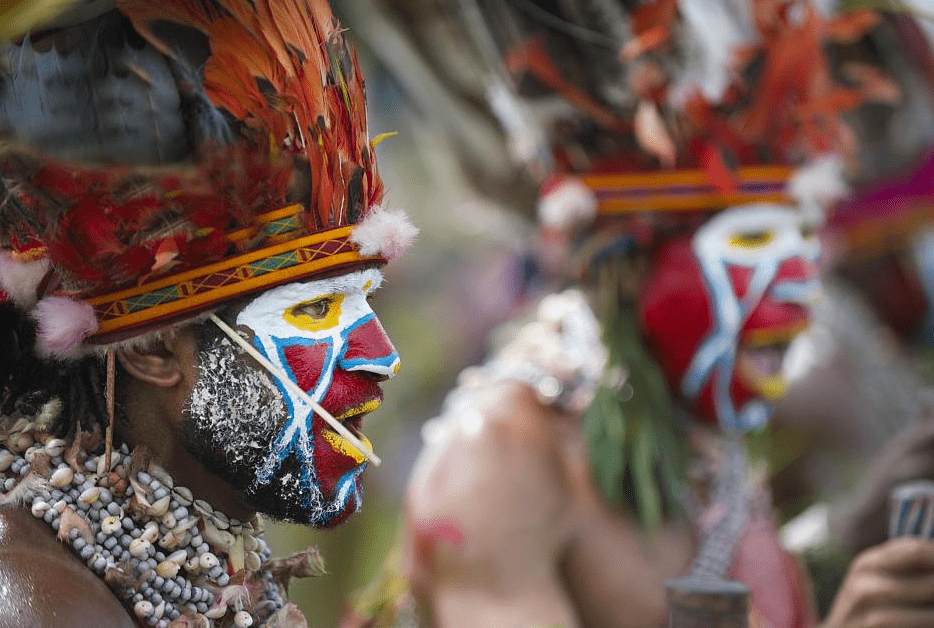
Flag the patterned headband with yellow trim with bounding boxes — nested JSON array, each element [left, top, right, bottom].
[[583, 166, 794, 215]]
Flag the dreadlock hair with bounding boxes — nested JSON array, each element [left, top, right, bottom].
[[1, 302, 111, 441]]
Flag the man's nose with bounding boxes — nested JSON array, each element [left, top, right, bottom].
[[771, 256, 820, 305], [338, 315, 400, 381]]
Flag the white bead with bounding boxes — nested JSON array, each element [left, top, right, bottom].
[[156, 560, 180, 578], [184, 556, 202, 573], [52, 499, 67, 514], [50, 466, 74, 488], [150, 495, 171, 517], [243, 534, 259, 552], [204, 603, 227, 619], [244, 552, 262, 572], [234, 611, 254, 627], [129, 538, 151, 558], [141, 521, 159, 543], [24, 446, 42, 463], [30, 500, 50, 518], [134, 600, 154, 618], [159, 531, 180, 550], [166, 549, 188, 565], [162, 512, 177, 529], [44, 439, 66, 457], [78, 487, 101, 505], [101, 516, 122, 535], [198, 552, 219, 570]]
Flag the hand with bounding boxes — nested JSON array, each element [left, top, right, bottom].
[[823, 537, 934, 628], [831, 420, 934, 555]]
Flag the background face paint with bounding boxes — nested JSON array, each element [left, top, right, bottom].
[[640, 205, 819, 431], [223, 268, 399, 525]]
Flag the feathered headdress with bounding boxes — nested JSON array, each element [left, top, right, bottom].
[[439, 0, 889, 238], [0, 0, 416, 358]]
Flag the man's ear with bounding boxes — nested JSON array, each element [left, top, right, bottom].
[[116, 329, 186, 388]]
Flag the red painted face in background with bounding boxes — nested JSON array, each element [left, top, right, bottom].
[[639, 205, 820, 430]]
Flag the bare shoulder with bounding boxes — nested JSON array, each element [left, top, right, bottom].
[[406, 380, 574, 568], [0, 505, 137, 628]]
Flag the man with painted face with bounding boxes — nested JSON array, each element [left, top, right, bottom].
[[337, 0, 881, 627], [0, 1, 415, 626]]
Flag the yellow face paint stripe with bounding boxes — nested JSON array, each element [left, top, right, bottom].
[[322, 429, 374, 465]]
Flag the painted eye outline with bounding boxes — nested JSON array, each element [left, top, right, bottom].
[[730, 229, 774, 249], [290, 296, 335, 321]]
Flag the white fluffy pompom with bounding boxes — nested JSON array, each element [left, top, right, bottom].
[[537, 177, 598, 233], [788, 155, 850, 226], [0, 252, 51, 309], [351, 206, 418, 261], [30, 296, 99, 360]]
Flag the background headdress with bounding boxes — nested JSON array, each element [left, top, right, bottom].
[[0, 0, 416, 358]]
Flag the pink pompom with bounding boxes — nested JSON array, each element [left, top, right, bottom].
[[0, 252, 50, 309], [30, 296, 99, 359], [351, 206, 418, 261]]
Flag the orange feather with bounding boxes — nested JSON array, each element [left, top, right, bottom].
[[117, 0, 382, 230]]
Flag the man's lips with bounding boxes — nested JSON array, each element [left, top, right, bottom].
[[318, 396, 382, 465], [737, 319, 809, 400]]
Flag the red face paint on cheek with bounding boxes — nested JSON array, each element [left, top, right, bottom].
[[639, 236, 714, 396], [282, 343, 330, 392]]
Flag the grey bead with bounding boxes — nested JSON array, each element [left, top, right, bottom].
[[84, 460, 96, 472], [137, 472, 152, 485], [154, 551, 165, 561], [153, 576, 164, 588], [172, 507, 188, 520], [104, 537, 117, 549], [216, 572, 229, 586], [77, 501, 90, 512], [133, 593, 143, 603], [99, 488, 112, 503], [208, 565, 223, 579], [3, 478, 14, 491], [92, 556, 106, 571], [96, 532, 107, 544], [73, 537, 87, 551], [123, 517, 135, 530], [190, 535, 203, 547], [50, 489, 64, 500], [181, 587, 192, 601], [169, 609, 180, 620], [42, 509, 55, 523], [74, 473, 85, 484], [50, 518, 60, 531], [120, 534, 133, 547], [154, 487, 168, 500], [196, 602, 208, 614], [107, 502, 120, 516], [131, 528, 142, 538], [79, 544, 95, 560], [151, 593, 162, 605]]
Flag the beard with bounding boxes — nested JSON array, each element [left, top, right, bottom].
[[182, 334, 363, 526]]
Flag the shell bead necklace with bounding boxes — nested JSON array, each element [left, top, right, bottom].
[[0, 426, 286, 628]]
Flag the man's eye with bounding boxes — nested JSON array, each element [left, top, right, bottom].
[[730, 230, 773, 248], [296, 298, 331, 319]]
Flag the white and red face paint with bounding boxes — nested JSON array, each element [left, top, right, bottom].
[[640, 205, 819, 431], [232, 268, 399, 524]]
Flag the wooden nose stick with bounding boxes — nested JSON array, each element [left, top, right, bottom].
[[665, 576, 750, 628]]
